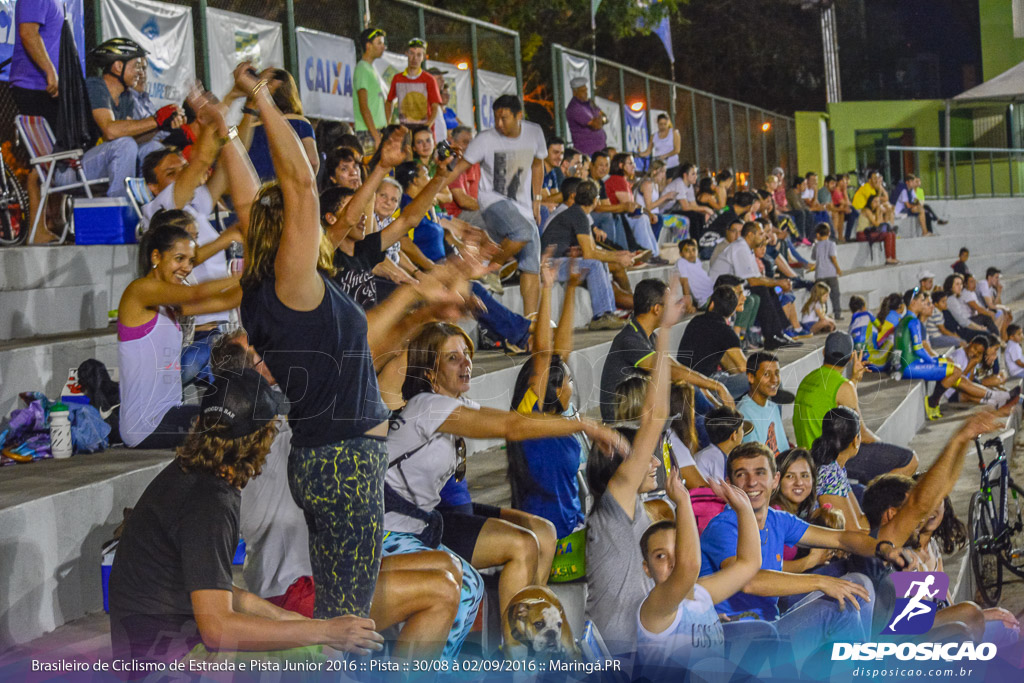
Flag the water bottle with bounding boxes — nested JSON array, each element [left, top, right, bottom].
[[49, 402, 72, 459], [890, 350, 903, 381]]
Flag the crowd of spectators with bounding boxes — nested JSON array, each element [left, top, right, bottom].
[[8, 9, 1024, 679]]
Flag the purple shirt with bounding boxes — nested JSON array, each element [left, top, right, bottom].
[[566, 96, 607, 156], [11, 0, 64, 91]]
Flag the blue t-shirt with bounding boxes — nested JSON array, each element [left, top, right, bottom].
[[738, 395, 790, 457], [699, 507, 809, 620], [543, 167, 565, 192], [514, 388, 584, 539], [401, 193, 446, 262], [248, 118, 316, 182], [849, 310, 874, 345], [443, 107, 459, 131]]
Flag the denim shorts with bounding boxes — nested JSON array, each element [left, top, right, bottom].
[[482, 199, 541, 273]]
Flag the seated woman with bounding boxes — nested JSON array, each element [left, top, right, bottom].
[[799, 282, 837, 335], [636, 160, 683, 242], [696, 176, 722, 213], [507, 259, 588, 542], [118, 223, 241, 448], [242, 68, 319, 182], [385, 322, 627, 614], [771, 448, 837, 574], [604, 153, 662, 260], [811, 407, 868, 531], [894, 289, 1008, 419], [584, 283, 683, 656], [108, 369, 383, 667], [854, 194, 898, 265]]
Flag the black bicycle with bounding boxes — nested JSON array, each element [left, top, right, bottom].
[[0, 153, 28, 246], [968, 428, 1024, 606]]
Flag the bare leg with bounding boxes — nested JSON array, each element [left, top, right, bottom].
[[469, 518, 540, 612], [499, 508, 556, 586], [934, 602, 985, 641], [783, 302, 800, 330], [520, 272, 540, 319], [941, 368, 993, 401], [371, 567, 460, 659]]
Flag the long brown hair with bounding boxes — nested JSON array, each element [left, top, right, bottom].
[[177, 416, 279, 488], [402, 323, 475, 402], [241, 182, 336, 289], [268, 68, 303, 115]]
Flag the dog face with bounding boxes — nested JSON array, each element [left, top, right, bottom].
[[504, 588, 580, 660]]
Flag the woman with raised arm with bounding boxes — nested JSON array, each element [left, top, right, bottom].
[[231, 63, 459, 626], [117, 223, 241, 449]]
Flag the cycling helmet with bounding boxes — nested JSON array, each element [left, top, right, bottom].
[[90, 38, 147, 69]]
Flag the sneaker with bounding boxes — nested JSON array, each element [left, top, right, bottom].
[[925, 397, 942, 421], [632, 250, 653, 265], [588, 313, 628, 331], [981, 390, 1011, 407], [648, 256, 670, 266], [479, 271, 504, 295], [612, 309, 632, 319]]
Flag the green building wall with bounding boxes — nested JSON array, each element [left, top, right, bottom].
[[980, 0, 1024, 81]]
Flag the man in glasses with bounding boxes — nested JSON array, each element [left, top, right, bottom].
[[386, 37, 442, 129], [355, 27, 388, 151]]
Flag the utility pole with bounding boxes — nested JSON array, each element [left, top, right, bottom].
[[801, 0, 842, 103]]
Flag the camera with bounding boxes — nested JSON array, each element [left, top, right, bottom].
[[436, 139, 454, 161]]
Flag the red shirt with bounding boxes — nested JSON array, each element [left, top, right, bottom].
[[442, 163, 481, 217], [387, 70, 442, 126], [604, 174, 633, 206]]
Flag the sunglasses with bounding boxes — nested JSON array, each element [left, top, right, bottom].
[[408, 38, 427, 49], [367, 28, 386, 41], [454, 437, 467, 482]]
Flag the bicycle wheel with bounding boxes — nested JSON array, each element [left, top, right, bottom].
[[997, 481, 1024, 579], [969, 490, 1003, 606], [0, 159, 30, 246]]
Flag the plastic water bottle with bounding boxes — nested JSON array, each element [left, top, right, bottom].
[[49, 403, 72, 459], [890, 350, 903, 381]]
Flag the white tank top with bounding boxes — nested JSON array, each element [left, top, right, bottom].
[[652, 129, 679, 169], [117, 306, 183, 447]]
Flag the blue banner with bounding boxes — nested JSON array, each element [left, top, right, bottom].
[[0, 0, 85, 82], [623, 106, 650, 171]]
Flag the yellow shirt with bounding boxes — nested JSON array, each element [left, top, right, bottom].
[[851, 183, 877, 211]]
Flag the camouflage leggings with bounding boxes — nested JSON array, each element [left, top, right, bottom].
[[288, 436, 388, 619]]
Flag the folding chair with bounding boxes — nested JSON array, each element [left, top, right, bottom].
[[124, 177, 154, 237], [15, 115, 109, 244]]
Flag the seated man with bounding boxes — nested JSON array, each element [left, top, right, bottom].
[[739, 352, 790, 457], [701, 443, 896, 664], [540, 178, 632, 331], [107, 368, 385, 667], [793, 332, 919, 483], [977, 267, 1012, 324], [892, 174, 934, 237], [676, 238, 714, 314], [894, 289, 1008, 419], [693, 406, 749, 482], [599, 279, 734, 421], [677, 285, 749, 399]]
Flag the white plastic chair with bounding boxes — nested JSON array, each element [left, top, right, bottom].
[[124, 177, 154, 238], [15, 115, 109, 244]]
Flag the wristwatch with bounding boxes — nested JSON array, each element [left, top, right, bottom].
[[874, 540, 895, 560], [534, 193, 543, 202], [218, 126, 239, 146]]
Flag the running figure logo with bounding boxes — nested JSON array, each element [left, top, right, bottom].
[[883, 571, 949, 635]]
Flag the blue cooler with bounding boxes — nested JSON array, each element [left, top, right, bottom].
[[73, 197, 139, 245]]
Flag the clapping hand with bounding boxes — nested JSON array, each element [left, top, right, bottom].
[[665, 466, 691, 507]]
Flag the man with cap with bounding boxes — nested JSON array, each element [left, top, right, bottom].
[[793, 331, 919, 483], [565, 77, 607, 156], [917, 269, 936, 296], [108, 366, 385, 668], [386, 38, 442, 128], [354, 27, 388, 150]]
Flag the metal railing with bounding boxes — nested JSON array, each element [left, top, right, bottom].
[[551, 43, 796, 183], [885, 145, 1024, 199]]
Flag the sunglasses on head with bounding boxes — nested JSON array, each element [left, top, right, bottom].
[[408, 38, 427, 49], [454, 437, 467, 482]]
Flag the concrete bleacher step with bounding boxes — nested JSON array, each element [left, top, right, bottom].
[[833, 230, 1024, 273]]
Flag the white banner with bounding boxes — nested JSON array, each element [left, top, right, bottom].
[[649, 108, 668, 130], [559, 52, 592, 129], [100, 0, 195, 108], [476, 69, 517, 130], [295, 27, 356, 122], [595, 96, 622, 151], [426, 60, 473, 132], [206, 7, 283, 122]]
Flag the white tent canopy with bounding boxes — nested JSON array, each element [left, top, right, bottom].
[[953, 60, 1024, 102]]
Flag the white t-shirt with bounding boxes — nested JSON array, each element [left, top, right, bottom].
[[1006, 340, 1024, 378], [944, 347, 970, 399], [694, 444, 727, 482], [464, 120, 547, 222], [636, 583, 725, 672], [143, 183, 229, 326], [708, 238, 759, 284], [663, 178, 687, 211], [801, 187, 815, 201], [801, 304, 822, 325], [384, 392, 480, 534], [239, 419, 312, 598], [676, 257, 714, 307], [667, 430, 697, 469], [961, 289, 980, 307]]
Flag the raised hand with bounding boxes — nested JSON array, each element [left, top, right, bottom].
[[665, 466, 690, 507], [232, 61, 260, 95], [582, 419, 630, 458], [539, 245, 557, 289], [566, 257, 588, 288], [378, 127, 409, 169], [660, 279, 686, 328]]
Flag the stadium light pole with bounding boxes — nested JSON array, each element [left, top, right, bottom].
[[800, 0, 842, 103]]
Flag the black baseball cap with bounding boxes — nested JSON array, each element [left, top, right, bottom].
[[824, 331, 854, 366], [200, 368, 281, 439]]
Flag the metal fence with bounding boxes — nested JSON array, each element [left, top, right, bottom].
[[886, 145, 1024, 200], [551, 44, 797, 186]]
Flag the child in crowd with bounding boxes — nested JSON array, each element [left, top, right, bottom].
[[693, 406, 750, 482], [864, 292, 904, 370], [1006, 324, 1024, 378], [811, 223, 842, 319], [952, 246, 971, 276], [676, 238, 714, 313], [926, 290, 965, 348], [635, 475, 761, 675], [799, 282, 837, 335], [848, 295, 873, 345]]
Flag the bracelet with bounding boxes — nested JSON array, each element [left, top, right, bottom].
[[874, 540, 895, 559], [250, 79, 269, 98], [218, 126, 239, 146], [242, 106, 259, 117]]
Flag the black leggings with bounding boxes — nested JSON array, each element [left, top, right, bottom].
[[288, 435, 388, 619]]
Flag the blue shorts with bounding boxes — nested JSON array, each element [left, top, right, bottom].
[[482, 199, 541, 273], [779, 293, 796, 306], [901, 358, 954, 381]]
